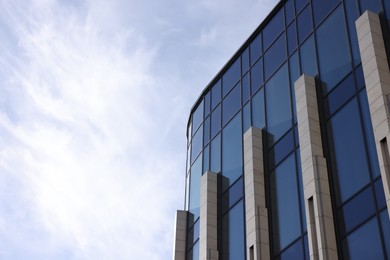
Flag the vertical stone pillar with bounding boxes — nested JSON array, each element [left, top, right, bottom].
[[173, 210, 188, 260], [356, 11, 390, 215], [295, 75, 338, 260], [243, 127, 270, 260], [199, 171, 218, 260]]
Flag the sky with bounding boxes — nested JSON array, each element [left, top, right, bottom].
[[0, 0, 278, 259]]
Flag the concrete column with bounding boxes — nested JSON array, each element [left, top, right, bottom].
[[295, 75, 338, 260], [199, 171, 218, 260], [356, 11, 390, 216], [243, 127, 270, 260], [173, 210, 188, 260]]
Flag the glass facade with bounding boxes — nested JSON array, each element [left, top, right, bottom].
[[183, 0, 390, 259]]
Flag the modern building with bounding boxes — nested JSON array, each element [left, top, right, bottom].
[[173, 0, 390, 259]]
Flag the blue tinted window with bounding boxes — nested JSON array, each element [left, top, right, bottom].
[[345, 0, 361, 65], [285, 0, 295, 25], [296, 149, 307, 231], [344, 218, 384, 260], [242, 47, 250, 74], [287, 22, 297, 55], [222, 113, 243, 190], [300, 35, 317, 77], [270, 154, 301, 252], [211, 80, 221, 109], [324, 74, 355, 118], [188, 241, 199, 260], [295, 0, 309, 13], [243, 102, 251, 133], [222, 83, 240, 126], [263, 9, 284, 50], [289, 52, 300, 123], [250, 34, 262, 65], [269, 130, 294, 169], [359, 90, 380, 177], [380, 210, 390, 258], [312, 0, 340, 26], [191, 125, 203, 164], [203, 145, 209, 173], [339, 186, 375, 235], [280, 239, 304, 260], [204, 116, 210, 145], [304, 235, 309, 260], [328, 99, 370, 204], [360, 0, 382, 13], [297, 5, 312, 44], [355, 66, 364, 89], [192, 100, 203, 134], [210, 134, 221, 173], [222, 200, 245, 260], [222, 177, 243, 214], [252, 88, 265, 129], [374, 178, 386, 210], [211, 104, 221, 138], [242, 73, 250, 103], [317, 6, 352, 93], [223, 59, 240, 97], [251, 58, 263, 93], [204, 92, 211, 117], [266, 64, 292, 145], [189, 157, 202, 219], [264, 34, 286, 80]]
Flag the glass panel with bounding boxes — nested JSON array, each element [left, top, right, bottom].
[[252, 88, 265, 129], [205, 92, 211, 117], [271, 154, 301, 252], [211, 104, 221, 138], [222, 83, 240, 126], [266, 64, 292, 145], [359, 90, 380, 178], [280, 239, 304, 260], [269, 130, 294, 170], [300, 35, 317, 77], [191, 124, 203, 164], [328, 98, 370, 204], [211, 80, 221, 109], [316, 6, 352, 93], [324, 74, 355, 118], [285, 0, 295, 25], [339, 186, 375, 235], [355, 66, 364, 90], [312, 0, 340, 26], [344, 218, 384, 260], [204, 116, 210, 145], [297, 5, 312, 44], [295, 0, 309, 14], [221, 200, 245, 260], [250, 34, 262, 65], [287, 22, 297, 55], [296, 149, 307, 232], [242, 47, 250, 74], [191, 241, 199, 260], [345, 0, 361, 65], [243, 102, 251, 133], [360, 0, 382, 13], [222, 113, 243, 190], [374, 178, 386, 210], [210, 134, 221, 173], [263, 8, 284, 51], [222, 177, 244, 214], [380, 210, 390, 258], [223, 59, 240, 97], [192, 100, 203, 134], [304, 234, 309, 260], [242, 72, 250, 104], [264, 34, 286, 80], [289, 52, 300, 123], [203, 145, 209, 173], [251, 58, 263, 94], [189, 156, 202, 219]]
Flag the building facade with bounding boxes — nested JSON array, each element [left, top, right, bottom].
[[174, 0, 390, 259]]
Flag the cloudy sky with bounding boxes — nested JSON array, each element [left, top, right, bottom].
[[0, 0, 277, 259]]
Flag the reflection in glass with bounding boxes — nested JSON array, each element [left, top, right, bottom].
[[264, 34, 286, 81], [251, 58, 263, 94], [297, 5, 312, 44], [316, 6, 351, 93], [222, 83, 240, 126], [360, 0, 382, 13], [345, 0, 361, 65], [250, 34, 262, 65], [192, 100, 203, 134], [266, 64, 292, 145], [312, 0, 340, 26], [211, 105, 221, 138], [328, 99, 370, 204], [300, 35, 317, 78], [380, 210, 390, 258], [211, 80, 221, 110], [280, 239, 303, 260], [191, 124, 203, 164], [242, 47, 250, 74], [223, 58, 240, 96], [222, 113, 243, 190], [252, 88, 265, 129], [189, 156, 202, 219], [263, 8, 284, 50], [243, 103, 251, 133], [210, 134, 221, 173], [242, 73, 250, 104], [287, 22, 297, 55]]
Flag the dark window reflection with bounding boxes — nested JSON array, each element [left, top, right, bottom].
[[287, 22, 297, 55], [263, 8, 284, 50], [243, 103, 251, 133], [210, 134, 221, 173], [312, 0, 340, 26], [242, 73, 250, 104], [285, 0, 295, 25], [189, 157, 202, 219], [251, 58, 263, 94], [250, 34, 262, 65], [222, 83, 240, 126], [211, 105, 221, 138], [192, 100, 203, 134], [264, 34, 286, 80], [374, 178, 386, 210], [345, 0, 361, 65], [297, 5, 312, 44], [242, 47, 250, 74], [211, 80, 221, 110], [379, 210, 390, 258], [324, 74, 355, 118], [191, 125, 203, 164], [279, 239, 304, 260], [223, 59, 240, 97], [300, 35, 317, 78], [252, 88, 265, 129], [295, 0, 309, 14], [360, 0, 382, 13]]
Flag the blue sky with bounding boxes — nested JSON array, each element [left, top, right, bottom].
[[0, 0, 277, 259]]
